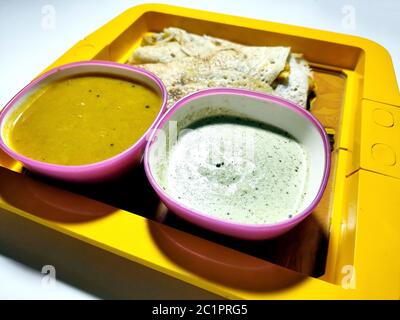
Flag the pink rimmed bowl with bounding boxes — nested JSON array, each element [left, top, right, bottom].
[[0, 61, 167, 182], [144, 88, 331, 240]]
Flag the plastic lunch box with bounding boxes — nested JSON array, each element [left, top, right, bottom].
[[0, 4, 399, 299]]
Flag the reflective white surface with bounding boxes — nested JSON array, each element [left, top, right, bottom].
[[0, 255, 96, 299]]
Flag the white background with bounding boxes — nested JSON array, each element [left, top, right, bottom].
[[0, 0, 399, 299]]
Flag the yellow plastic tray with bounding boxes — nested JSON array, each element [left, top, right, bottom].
[[0, 4, 399, 299]]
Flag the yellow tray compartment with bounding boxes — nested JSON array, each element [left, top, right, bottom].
[[0, 4, 399, 299]]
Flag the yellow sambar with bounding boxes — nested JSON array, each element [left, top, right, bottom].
[[4, 75, 161, 165]]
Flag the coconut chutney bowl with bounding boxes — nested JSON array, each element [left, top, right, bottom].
[[144, 88, 331, 240], [0, 61, 167, 183]]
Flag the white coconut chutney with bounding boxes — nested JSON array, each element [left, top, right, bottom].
[[156, 115, 309, 224]]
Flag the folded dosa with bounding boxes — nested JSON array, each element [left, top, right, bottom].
[[129, 27, 241, 63], [128, 28, 313, 108], [275, 54, 312, 107]]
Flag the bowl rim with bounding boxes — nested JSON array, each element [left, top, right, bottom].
[[144, 88, 331, 230], [0, 60, 168, 172]]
